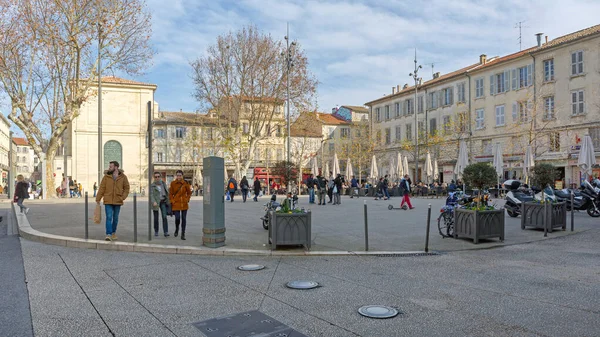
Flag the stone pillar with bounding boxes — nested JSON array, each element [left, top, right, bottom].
[[202, 156, 225, 248]]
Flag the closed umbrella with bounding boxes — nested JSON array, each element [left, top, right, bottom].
[[224, 165, 228, 182], [454, 140, 469, 192], [523, 145, 535, 185], [493, 143, 504, 190], [578, 134, 596, 181], [346, 158, 353, 179], [403, 155, 409, 180], [388, 158, 395, 179], [311, 156, 318, 177], [324, 161, 330, 178], [433, 159, 439, 181], [369, 155, 378, 180], [425, 152, 433, 183], [332, 153, 340, 176], [196, 166, 203, 186], [397, 152, 404, 178]]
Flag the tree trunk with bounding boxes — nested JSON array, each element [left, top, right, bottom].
[[44, 145, 59, 198]]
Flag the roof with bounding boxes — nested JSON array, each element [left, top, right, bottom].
[[98, 76, 156, 87], [316, 113, 350, 125], [154, 111, 220, 126], [13, 137, 29, 146], [341, 105, 368, 114], [291, 114, 322, 138], [467, 47, 537, 73], [538, 24, 600, 50]]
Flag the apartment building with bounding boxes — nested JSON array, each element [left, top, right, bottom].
[[366, 24, 600, 186], [12, 137, 36, 180], [0, 113, 10, 186]]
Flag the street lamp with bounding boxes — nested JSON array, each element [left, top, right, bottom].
[[409, 49, 422, 183], [284, 23, 296, 192]]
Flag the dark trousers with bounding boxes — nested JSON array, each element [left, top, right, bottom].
[[174, 210, 187, 233], [153, 202, 169, 233], [242, 189, 248, 202], [327, 187, 333, 202]]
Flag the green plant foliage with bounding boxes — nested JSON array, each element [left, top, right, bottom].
[[462, 162, 498, 190], [271, 160, 298, 186], [530, 163, 559, 189]]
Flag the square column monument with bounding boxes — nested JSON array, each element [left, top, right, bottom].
[[202, 156, 226, 247]]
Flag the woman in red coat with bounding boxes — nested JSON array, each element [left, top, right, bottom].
[[169, 170, 191, 240]]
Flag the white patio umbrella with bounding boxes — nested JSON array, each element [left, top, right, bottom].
[[397, 152, 404, 178], [324, 161, 330, 178], [311, 156, 319, 177], [332, 152, 341, 176], [524, 145, 535, 185], [369, 155, 379, 180], [433, 159, 439, 181], [224, 165, 228, 182], [424, 151, 433, 183], [578, 134, 596, 181], [403, 155, 409, 179], [196, 167, 203, 185], [493, 143, 504, 189], [388, 158, 395, 179], [454, 140, 469, 192], [346, 158, 353, 179]]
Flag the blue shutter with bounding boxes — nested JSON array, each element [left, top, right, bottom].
[[490, 75, 495, 95], [512, 102, 518, 122], [527, 64, 533, 86], [511, 69, 517, 90], [503, 71, 509, 92]]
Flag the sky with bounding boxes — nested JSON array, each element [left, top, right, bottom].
[[3, 0, 600, 122]]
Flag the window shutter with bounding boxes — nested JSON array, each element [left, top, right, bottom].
[[427, 94, 432, 110], [437, 91, 443, 107], [490, 75, 495, 95], [512, 102, 517, 122], [511, 68, 517, 90], [449, 88, 454, 104], [527, 64, 533, 86], [503, 70, 509, 92]]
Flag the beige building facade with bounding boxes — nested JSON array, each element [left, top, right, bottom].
[[0, 113, 10, 186]]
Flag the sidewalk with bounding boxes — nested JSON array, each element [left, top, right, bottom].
[[8, 194, 595, 255]]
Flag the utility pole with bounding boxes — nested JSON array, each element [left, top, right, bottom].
[[97, 21, 103, 185], [409, 49, 422, 182], [284, 23, 296, 192]]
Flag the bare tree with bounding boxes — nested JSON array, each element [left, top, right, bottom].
[[190, 25, 317, 177], [0, 0, 153, 196]]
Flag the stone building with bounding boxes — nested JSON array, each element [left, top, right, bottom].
[[0, 113, 10, 186]]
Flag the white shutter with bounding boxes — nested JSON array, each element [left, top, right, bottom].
[[511, 68, 517, 90], [526, 99, 533, 121], [527, 64, 533, 86], [449, 88, 454, 105], [512, 102, 518, 122], [437, 91, 443, 107], [427, 94, 432, 110], [503, 70, 510, 92], [490, 75, 495, 95]]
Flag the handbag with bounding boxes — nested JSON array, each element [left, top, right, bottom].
[[333, 185, 338, 194], [226, 191, 230, 200], [94, 204, 102, 224]]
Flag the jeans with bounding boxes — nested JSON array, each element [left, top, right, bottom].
[[93, 190, 97, 197], [383, 187, 390, 199], [242, 189, 248, 202], [174, 210, 187, 233], [17, 197, 26, 212], [333, 192, 341, 205], [308, 188, 315, 203], [318, 190, 326, 204], [153, 202, 169, 233], [104, 204, 121, 235]]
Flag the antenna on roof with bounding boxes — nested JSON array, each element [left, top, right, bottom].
[[423, 62, 438, 78], [515, 20, 529, 51]]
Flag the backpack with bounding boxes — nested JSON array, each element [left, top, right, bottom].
[[229, 182, 234, 189]]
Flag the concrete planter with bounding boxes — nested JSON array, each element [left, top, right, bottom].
[[521, 202, 567, 232], [454, 208, 505, 244], [268, 211, 311, 250]]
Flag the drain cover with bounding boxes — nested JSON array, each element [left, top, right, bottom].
[[192, 310, 307, 337], [237, 264, 265, 271], [285, 280, 319, 289], [358, 305, 399, 319]]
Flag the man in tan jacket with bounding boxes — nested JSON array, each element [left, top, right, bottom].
[[96, 161, 130, 241]]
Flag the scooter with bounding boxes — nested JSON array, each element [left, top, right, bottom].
[[554, 188, 588, 211], [261, 194, 280, 230], [580, 180, 600, 217], [504, 180, 534, 217]]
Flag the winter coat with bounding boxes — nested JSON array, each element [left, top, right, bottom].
[[96, 170, 130, 205], [169, 179, 191, 211], [240, 178, 249, 191], [227, 178, 238, 193], [149, 181, 170, 211], [253, 179, 261, 194], [15, 181, 29, 199]]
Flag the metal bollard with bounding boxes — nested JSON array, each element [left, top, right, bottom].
[[570, 191, 575, 231], [425, 204, 431, 253], [133, 192, 138, 243], [84, 192, 89, 240], [363, 200, 369, 251], [543, 199, 548, 237]]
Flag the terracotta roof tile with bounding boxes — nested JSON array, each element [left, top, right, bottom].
[[100, 76, 156, 87], [12, 137, 29, 146], [539, 24, 600, 50], [316, 113, 351, 125], [468, 47, 537, 72]]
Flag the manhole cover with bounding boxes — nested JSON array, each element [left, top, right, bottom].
[[358, 305, 399, 319], [285, 280, 319, 289], [237, 264, 265, 271], [192, 310, 308, 337]]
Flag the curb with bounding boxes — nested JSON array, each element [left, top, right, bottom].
[[13, 203, 429, 257]]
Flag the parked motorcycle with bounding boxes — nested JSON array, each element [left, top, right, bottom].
[[554, 188, 589, 212], [504, 180, 534, 217], [261, 194, 280, 230], [579, 180, 600, 217]]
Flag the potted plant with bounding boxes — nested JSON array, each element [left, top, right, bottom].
[[268, 200, 311, 250], [521, 164, 566, 232], [454, 162, 505, 244]]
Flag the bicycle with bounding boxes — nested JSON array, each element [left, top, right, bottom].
[[437, 191, 474, 238]]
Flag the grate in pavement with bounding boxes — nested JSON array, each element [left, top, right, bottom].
[[375, 252, 440, 257], [192, 310, 308, 337]]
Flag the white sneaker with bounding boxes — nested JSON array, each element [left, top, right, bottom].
[[25, 208, 30, 214]]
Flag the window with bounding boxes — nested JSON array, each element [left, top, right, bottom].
[[571, 51, 584, 76], [443, 115, 451, 134], [406, 124, 412, 141], [175, 127, 186, 138], [375, 108, 381, 122], [193, 149, 199, 161], [175, 148, 182, 162], [204, 128, 213, 140], [475, 78, 484, 98], [418, 121, 425, 136], [385, 105, 390, 120], [328, 127, 335, 138], [517, 102, 530, 123], [442, 87, 454, 106], [428, 91, 438, 110], [276, 126, 282, 137], [341, 128, 350, 138], [457, 82, 466, 103], [543, 59, 554, 82], [156, 152, 163, 162], [429, 118, 437, 135], [395, 125, 401, 141], [491, 71, 509, 94], [276, 149, 283, 161], [376, 130, 382, 144], [266, 149, 272, 161], [549, 132, 560, 152], [242, 123, 249, 134], [475, 108, 485, 129], [395, 102, 400, 117], [481, 139, 492, 155], [544, 96, 555, 119], [154, 129, 165, 138], [385, 128, 391, 144], [406, 98, 414, 115], [254, 148, 261, 161], [495, 105, 505, 126], [590, 127, 600, 149], [328, 143, 334, 153], [571, 90, 585, 115], [457, 112, 467, 132], [417, 95, 424, 113], [517, 65, 533, 88]]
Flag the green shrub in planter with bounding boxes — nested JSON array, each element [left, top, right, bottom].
[[530, 163, 560, 189], [462, 162, 498, 207]]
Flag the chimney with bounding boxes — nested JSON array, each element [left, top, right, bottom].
[[180, 108, 182, 112], [536, 33, 543, 47], [433, 72, 440, 79], [392, 87, 396, 94], [479, 54, 487, 65], [397, 84, 400, 93], [545, 35, 548, 44], [403, 83, 409, 90]]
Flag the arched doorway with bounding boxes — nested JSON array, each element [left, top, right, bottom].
[[103, 140, 123, 169]]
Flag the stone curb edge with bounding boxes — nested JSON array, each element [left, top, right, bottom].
[[13, 203, 428, 257]]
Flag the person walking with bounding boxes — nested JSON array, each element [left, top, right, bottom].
[[15, 174, 30, 214], [150, 172, 170, 237], [327, 172, 334, 203], [227, 176, 238, 202], [169, 170, 191, 240], [333, 174, 343, 205], [93, 182, 97, 197], [306, 174, 315, 204], [96, 161, 130, 241], [253, 176, 261, 202], [400, 174, 414, 209], [240, 176, 249, 203], [316, 174, 327, 205], [350, 175, 359, 198], [382, 175, 390, 200]]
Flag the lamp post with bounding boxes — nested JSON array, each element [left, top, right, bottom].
[[409, 49, 422, 182], [284, 23, 296, 192], [97, 21, 103, 185]]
